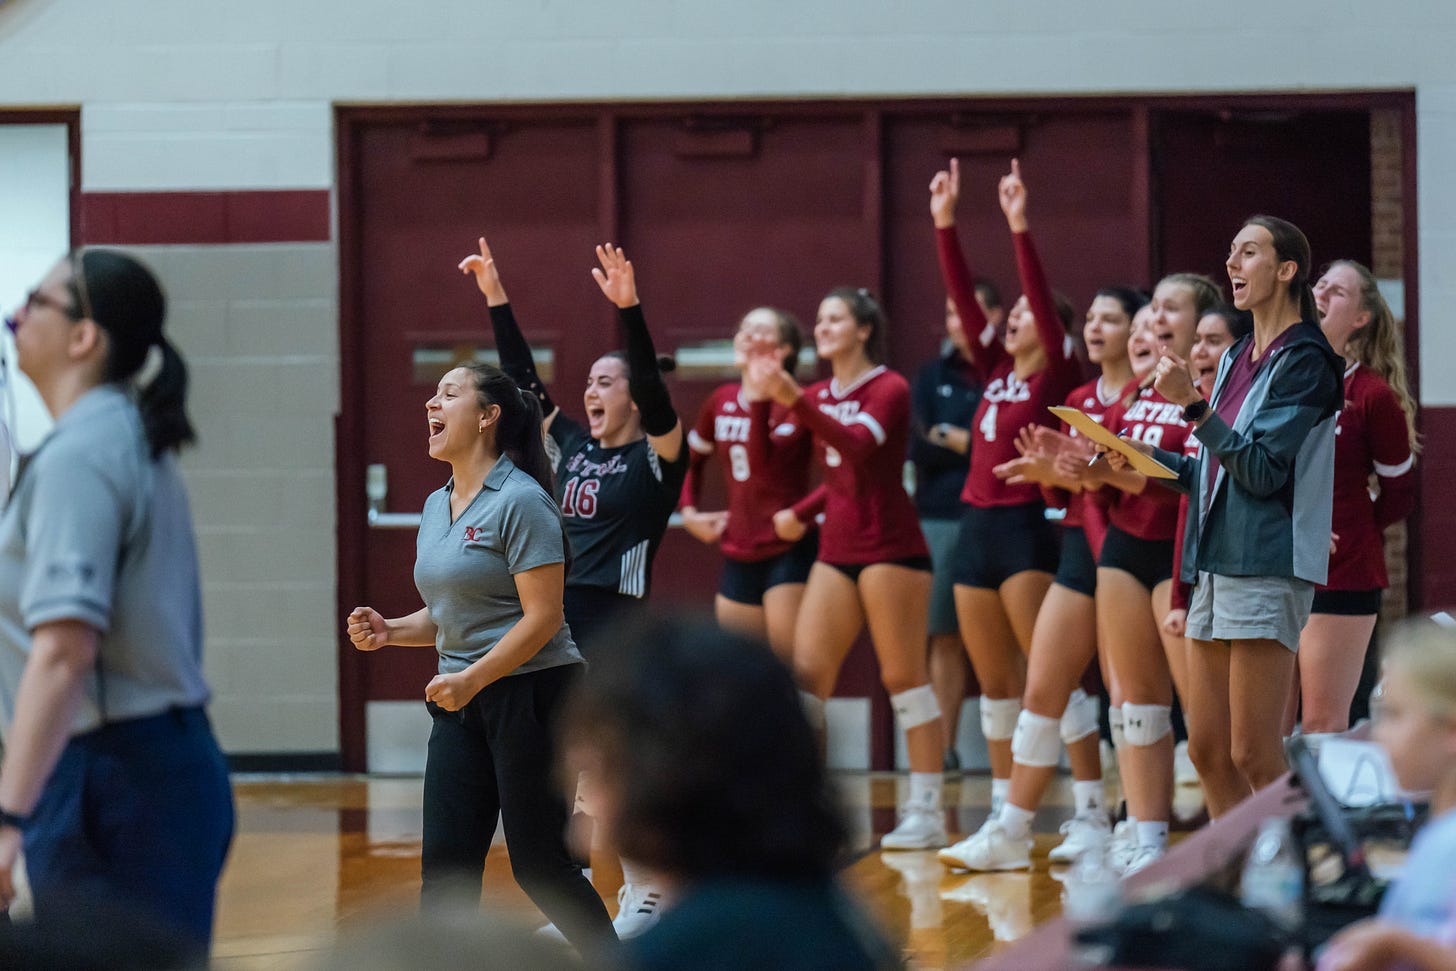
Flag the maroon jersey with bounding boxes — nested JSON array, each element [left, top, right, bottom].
[[684, 385, 816, 562], [1170, 424, 1203, 611], [937, 226, 1083, 508], [790, 366, 929, 565], [1048, 377, 1123, 530], [1103, 385, 1192, 541], [1324, 363, 1416, 591]]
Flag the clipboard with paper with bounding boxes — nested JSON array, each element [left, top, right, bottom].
[[1047, 405, 1179, 480]]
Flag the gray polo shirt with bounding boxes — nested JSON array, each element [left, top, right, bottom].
[[414, 455, 582, 677], [0, 385, 210, 738]]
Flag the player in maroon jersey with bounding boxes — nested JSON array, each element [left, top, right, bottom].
[[1287, 260, 1418, 743], [929, 158, 1085, 870], [680, 308, 818, 662], [939, 286, 1144, 872], [749, 288, 943, 851], [1091, 274, 1219, 872]]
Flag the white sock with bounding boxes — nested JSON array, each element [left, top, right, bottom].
[[997, 802, 1035, 840], [1072, 780, 1106, 816], [1121, 815, 1138, 833], [990, 778, 1010, 816], [909, 772, 942, 811], [1136, 820, 1169, 852], [619, 859, 659, 891]]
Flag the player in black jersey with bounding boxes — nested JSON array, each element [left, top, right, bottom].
[[460, 236, 685, 941]]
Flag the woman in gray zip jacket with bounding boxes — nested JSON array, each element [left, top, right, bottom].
[[1128, 215, 1342, 819]]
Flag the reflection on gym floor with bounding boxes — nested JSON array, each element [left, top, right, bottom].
[[206, 770, 1199, 969]]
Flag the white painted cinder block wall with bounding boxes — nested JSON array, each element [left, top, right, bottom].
[[0, 0, 1451, 755]]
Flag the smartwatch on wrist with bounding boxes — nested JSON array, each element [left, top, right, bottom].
[[1182, 399, 1210, 424], [0, 807, 29, 830]]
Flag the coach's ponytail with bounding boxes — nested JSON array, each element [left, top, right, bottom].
[[468, 364, 555, 497], [73, 249, 197, 458]]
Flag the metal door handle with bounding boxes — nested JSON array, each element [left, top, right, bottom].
[[366, 463, 423, 529]]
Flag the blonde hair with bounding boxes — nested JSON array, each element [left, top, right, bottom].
[[1329, 260, 1420, 454], [1157, 272, 1223, 321], [1383, 619, 1456, 720]]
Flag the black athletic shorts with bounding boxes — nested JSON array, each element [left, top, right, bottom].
[[719, 535, 819, 606], [824, 556, 934, 584], [1310, 587, 1382, 616], [951, 503, 1058, 590], [1097, 524, 1174, 591], [1053, 526, 1097, 597]]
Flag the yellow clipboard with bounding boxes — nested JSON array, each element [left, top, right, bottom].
[[1048, 405, 1179, 480]]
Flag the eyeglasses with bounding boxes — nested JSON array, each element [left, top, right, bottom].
[[3, 289, 82, 335], [3, 253, 92, 335]]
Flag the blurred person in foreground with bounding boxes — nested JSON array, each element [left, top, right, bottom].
[[1317, 619, 1456, 971], [558, 615, 901, 970]]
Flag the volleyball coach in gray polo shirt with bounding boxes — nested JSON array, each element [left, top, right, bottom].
[[0, 250, 233, 962], [346, 363, 613, 953]]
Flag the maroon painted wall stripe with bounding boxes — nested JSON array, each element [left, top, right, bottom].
[[79, 190, 331, 245]]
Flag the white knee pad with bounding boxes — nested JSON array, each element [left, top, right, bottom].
[[1011, 710, 1062, 768], [890, 684, 941, 731], [1108, 705, 1126, 750], [1121, 702, 1172, 747], [799, 691, 826, 733], [979, 697, 1021, 742], [1060, 688, 1100, 745]]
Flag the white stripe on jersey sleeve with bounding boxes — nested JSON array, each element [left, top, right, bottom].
[[1374, 454, 1414, 478], [852, 412, 887, 446], [646, 447, 663, 482], [979, 322, 998, 348], [687, 429, 715, 455], [619, 539, 649, 598]]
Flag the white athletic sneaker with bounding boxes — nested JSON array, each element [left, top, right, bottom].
[[1174, 739, 1199, 787], [936, 818, 1032, 872], [880, 806, 948, 850], [613, 882, 665, 939], [1106, 819, 1137, 872], [1047, 810, 1112, 864], [1121, 843, 1164, 876]]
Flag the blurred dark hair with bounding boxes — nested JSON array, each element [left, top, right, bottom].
[[559, 615, 848, 883], [1200, 303, 1253, 344], [1242, 215, 1319, 325], [70, 249, 195, 458], [824, 286, 888, 364], [1093, 285, 1149, 321], [600, 350, 677, 375], [973, 279, 1003, 312], [465, 364, 555, 497]]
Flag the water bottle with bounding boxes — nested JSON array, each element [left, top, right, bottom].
[[1063, 833, 1122, 965], [1240, 817, 1304, 935]]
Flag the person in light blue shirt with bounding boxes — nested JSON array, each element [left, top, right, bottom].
[[346, 363, 612, 954], [0, 250, 232, 964], [1318, 620, 1456, 971]]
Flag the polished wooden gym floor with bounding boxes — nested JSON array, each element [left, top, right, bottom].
[[201, 771, 1204, 969]]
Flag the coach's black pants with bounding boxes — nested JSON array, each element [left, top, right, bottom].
[[421, 662, 614, 950]]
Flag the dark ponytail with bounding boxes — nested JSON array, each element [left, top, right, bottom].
[[467, 364, 555, 497], [72, 249, 196, 458]]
